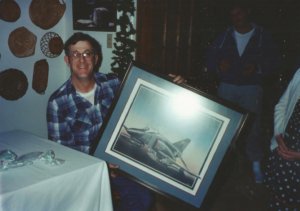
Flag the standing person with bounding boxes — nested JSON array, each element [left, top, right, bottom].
[[206, 2, 280, 183], [264, 69, 300, 210], [47, 32, 185, 211]]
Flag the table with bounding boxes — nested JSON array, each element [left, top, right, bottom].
[[0, 130, 113, 211]]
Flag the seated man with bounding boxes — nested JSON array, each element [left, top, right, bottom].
[[47, 32, 185, 210]]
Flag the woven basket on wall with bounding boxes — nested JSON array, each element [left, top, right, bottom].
[[29, 0, 66, 30]]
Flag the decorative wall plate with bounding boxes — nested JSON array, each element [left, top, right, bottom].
[[0, 68, 28, 100], [32, 59, 49, 94], [29, 0, 66, 30], [0, 0, 21, 22], [8, 27, 37, 58]]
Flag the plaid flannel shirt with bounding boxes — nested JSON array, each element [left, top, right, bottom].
[[47, 72, 120, 154]]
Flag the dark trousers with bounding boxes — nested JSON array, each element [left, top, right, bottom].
[[111, 175, 154, 211]]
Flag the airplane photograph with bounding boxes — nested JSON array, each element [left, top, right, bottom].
[[112, 125, 199, 187], [107, 83, 228, 190]]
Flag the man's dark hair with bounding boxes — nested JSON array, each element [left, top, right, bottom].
[[64, 32, 103, 71], [228, 1, 251, 13]]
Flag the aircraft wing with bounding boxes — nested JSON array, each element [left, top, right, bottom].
[[164, 155, 201, 179]]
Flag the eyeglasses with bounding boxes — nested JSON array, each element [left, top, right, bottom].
[[69, 50, 95, 60]]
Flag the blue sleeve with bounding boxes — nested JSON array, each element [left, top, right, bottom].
[[47, 98, 73, 145], [107, 73, 121, 95], [259, 30, 281, 76], [205, 30, 230, 74]]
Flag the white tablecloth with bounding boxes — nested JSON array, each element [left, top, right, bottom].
[[0, 130, 113, 211]]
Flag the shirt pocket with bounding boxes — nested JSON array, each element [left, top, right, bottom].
[[66, 113, 92, 133]]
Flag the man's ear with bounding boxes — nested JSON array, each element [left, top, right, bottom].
[[94, 54, 99, 65], [64, 55, 70, 66]]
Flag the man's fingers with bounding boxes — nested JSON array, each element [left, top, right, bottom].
[[108, 163, 119, 169], [168, 74, 187, 84]]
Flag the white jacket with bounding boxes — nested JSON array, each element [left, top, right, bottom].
[[271, 68, 300, 150]]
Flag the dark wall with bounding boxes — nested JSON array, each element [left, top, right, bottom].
[[136, 0, 300, 147], [194, 0, 300, 86], [190, 0, 300, 145], [137, 0, 300, 90]]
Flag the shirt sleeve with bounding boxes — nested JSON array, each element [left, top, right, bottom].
[[206, 34, 223, 74], [47, 98, 73, 145], [107, 73, 121, 94], [273, 83, 291, 136], [271, 69, 300, 150]]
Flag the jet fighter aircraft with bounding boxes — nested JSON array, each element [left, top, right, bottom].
[[117, 126, 201, 180]]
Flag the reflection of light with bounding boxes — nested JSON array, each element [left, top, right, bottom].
[[171, 91, 200, 118]]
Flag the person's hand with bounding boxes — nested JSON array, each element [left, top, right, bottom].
[[218, 59, 231, 73], [243, 63, 256, 76], [276, 134, 300, 160], [168, 74, 187, 84], [108, 163, 119, 178]]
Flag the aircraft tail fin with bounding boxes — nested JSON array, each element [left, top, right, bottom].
[[173, 138, 191, 153]]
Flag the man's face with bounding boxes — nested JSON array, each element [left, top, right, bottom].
[[230, 6, 249, 28], [64, 40, 99, 81]]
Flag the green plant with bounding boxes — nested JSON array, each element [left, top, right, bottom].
[[111, 0, 136, 78]]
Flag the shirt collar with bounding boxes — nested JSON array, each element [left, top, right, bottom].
[[65, 73, 102, 95]]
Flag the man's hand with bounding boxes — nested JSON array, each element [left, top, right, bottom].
[[243, 63, 256, 76], [276, 134, 300, 160], [168, 74, 187, 84], [108, 163, 119, 178], [218, 59, 231, 73]]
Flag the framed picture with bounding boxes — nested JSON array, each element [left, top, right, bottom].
[[93, 63, 249, 208], [72, 0, 116, 31]]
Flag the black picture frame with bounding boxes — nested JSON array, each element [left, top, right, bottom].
[[93, 63, 249, 208], [72, 0, 116, 32]]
